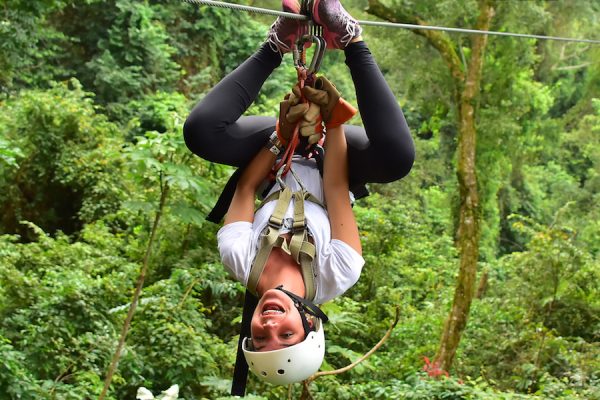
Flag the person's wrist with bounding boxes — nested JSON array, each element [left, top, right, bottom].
[[324, 98, 357, 129]]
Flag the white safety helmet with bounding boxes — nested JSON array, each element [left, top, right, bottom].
[[242, 318, 325, 385]]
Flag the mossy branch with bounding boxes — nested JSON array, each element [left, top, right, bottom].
[[99, 182, 170, 400], [298, 307, 400, 399]]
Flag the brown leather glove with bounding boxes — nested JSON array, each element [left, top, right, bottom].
[[299, 102, 324, 145], [277, 86, 308, 145], [302, 76, 357, 129]]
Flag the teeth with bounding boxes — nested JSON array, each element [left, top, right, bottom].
[[263, 309, 283, 315], [264, 303, 284, 312]]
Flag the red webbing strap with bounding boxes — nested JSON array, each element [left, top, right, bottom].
[[269, 63, 324, 182], [269, 67, 308, 180]]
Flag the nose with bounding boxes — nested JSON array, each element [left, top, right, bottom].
[[262, 319, 278, 329]]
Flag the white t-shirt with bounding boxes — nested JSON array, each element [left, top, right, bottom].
[[217, 158, 364, 304]]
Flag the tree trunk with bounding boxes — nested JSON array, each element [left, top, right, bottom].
[[435, 90, 481, 371], [367, 0, 495, 372], [476, 269, 489, 299], [436, 1, 494, 371]]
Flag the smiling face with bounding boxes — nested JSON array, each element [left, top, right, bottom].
[[250, 289, 309, 352]]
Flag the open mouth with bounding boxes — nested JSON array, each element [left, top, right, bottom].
[[262, 302, 285, 315]]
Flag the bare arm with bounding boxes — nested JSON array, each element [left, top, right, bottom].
[[323, 126, 362, 254], [224, 146, 276, 225]]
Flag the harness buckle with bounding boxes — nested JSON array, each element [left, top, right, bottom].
[[292, 220, 307, 233], [268, 219, 283, 229], [276, 165, 287, 189]]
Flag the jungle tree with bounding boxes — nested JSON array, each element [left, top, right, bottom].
[[367, 0, 495, 371]]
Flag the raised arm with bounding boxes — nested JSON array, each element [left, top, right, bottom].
[[323, 126, 362, 254], [224, 146, 278, 225], [303, 76, 362, 254], [224, 88, 309, 225]]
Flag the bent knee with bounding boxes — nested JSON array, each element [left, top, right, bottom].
[[377, 136, 416, 181], [183, 110, 221, 159]]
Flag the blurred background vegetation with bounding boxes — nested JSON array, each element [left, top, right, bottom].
[[0, 0, 598, 399]]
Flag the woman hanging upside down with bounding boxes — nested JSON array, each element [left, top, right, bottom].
[[183, 0, 414, 385]]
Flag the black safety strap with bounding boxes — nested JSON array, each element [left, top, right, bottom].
[[207, 167, 243, 223], [315, 146, 325, 177], [350, 183, 369, 201], [275, 286, 329, 324], [231, 289, 259, 396]]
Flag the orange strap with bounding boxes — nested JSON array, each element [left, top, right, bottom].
[[269, 67, 312, 180]]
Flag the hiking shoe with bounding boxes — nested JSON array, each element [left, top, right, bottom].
[[312, 0, 362, 49], [267, 0, 304, 53]]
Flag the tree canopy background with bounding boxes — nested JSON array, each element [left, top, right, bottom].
[[0, 0, 598, 399]]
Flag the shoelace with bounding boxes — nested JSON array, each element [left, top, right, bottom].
[[267, 19, 292, 53], [338, 12, 359, 47]]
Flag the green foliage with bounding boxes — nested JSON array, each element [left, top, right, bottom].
[[352, 188, 457, 303], [86, 0, 180, 117], [0, 136, 24, 169], [0, 0, 69, 95], [0, 335, 42, 398], [0, 223, 136, 399], [0, 79, 124, 237], [114, 269, 232, 399], [508, 213, 598, 340]]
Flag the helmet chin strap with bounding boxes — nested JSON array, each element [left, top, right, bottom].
[[275, 285, 329, 336]]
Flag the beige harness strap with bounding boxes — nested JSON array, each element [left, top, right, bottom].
[[246, 187, 322, 301], [247, 187, 293, 296], [290, 191, 317, 300], [260, 190, 323, 210]]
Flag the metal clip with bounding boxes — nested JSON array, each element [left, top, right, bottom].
[[276, 164, 287, 189], [311, 24, 326, 74], [293, 22, 326, 76]]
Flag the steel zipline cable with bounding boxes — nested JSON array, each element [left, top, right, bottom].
[[182, 0, 600, 45]]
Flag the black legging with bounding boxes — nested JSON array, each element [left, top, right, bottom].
[[184, 41, 414, 219]]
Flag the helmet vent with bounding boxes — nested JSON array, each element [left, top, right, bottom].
[[277, 369, 285, 375], [261, 371, 267, 376], [287, 359, 291, 363]]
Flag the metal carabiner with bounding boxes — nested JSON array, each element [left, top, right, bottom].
[[313, 35, 326, 74], [294, 34, 317, 70], [293, 27, 326, 76], [276, 164, 288, 189], [306, 36, 322, 75], [308, 22, 325, 74]]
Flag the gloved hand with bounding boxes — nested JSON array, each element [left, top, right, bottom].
[[299, 102, 324, 145], [277, 86, 308, 145], [302, 76, 357, 129]]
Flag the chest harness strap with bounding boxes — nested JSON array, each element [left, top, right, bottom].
[[246, 166, 324, 302]]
